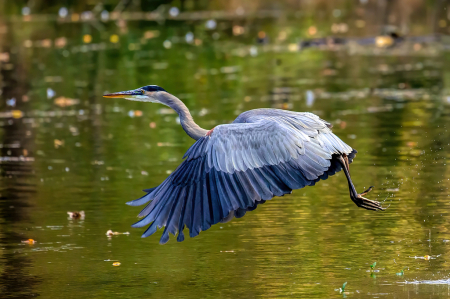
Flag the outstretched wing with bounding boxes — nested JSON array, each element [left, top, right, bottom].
[[127, 111, 355, 244]]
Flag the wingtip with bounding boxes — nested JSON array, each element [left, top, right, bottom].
[[142, 187, 157, 193], [131, 217, 148, 228], [177, 231, 185, 242], [159, 234, 170, 244]]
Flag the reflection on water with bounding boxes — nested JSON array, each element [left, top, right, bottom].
[[1, 1, 450, 298]]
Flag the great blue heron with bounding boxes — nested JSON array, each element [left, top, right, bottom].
[[103, 85, 385, 244]]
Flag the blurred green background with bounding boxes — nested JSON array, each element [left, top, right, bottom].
[[1, 0, 450, 298]]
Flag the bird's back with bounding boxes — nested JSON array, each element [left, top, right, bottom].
[[233, 108, 332, 128]]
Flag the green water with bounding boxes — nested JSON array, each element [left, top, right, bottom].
[[1, 3, 450, 298]]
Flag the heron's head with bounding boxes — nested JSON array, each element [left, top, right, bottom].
[[103, 85, 167, 103]]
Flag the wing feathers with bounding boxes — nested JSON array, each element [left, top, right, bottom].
[[191, 181, 203, 237], [132, 111, 356, 243]]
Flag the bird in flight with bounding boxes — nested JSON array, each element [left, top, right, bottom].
[[104, 86, 384, 244]]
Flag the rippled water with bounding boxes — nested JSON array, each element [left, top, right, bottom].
[[1, 5, 450, 298]]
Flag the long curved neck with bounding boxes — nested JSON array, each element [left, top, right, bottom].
[[156, 92, 208, 140]]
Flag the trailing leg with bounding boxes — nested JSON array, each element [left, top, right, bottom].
[[337, 155, 385, 211]]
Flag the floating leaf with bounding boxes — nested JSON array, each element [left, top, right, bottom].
[[106, 230, 116, 236], [54, 139, 64, 149], [67, 211, 85, 219], [106, 230, 130, 236], [112, 262, 121, 266], [11, 110, 23, 119], [54, 96, 80, 107], [110, 34, 119, 43], [22, 239, 36, 244], [83, 34, 92, 43]]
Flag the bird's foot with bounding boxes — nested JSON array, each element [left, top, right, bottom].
[[351, 186, 385, 211]]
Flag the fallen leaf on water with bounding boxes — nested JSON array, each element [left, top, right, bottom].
[[112, 262, 121, 266], [410, 255, 439, 260], [288, 43, 298, 52], [232, 25, 245, 36], [375, 35, 394, 48], [106, 230, 117, 236], [83, 34, 92, 43], [12, 110, 23, 119], [144, 30, 160, 39], [110, 34, 119, 43], [106, 230, 130, 236], [22, 239, 36, 244], [67, 211, 85, 219], [54, 96, 80, 107], [54, 139, 64, 148], [157, 142, 176, 147]]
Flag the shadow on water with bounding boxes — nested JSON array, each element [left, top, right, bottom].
[[1, 0, 450, 298]]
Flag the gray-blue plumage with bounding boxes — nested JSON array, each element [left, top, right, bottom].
[[128, 108, 356, 243], [103, 86, 384, 244]]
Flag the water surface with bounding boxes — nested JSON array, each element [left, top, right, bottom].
[[1, 3, 450, 298]]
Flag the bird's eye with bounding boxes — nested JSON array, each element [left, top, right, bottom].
[[140, 89, 145, 94]]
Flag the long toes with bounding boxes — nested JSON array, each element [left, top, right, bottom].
[[359, 196, 386, 211], [359, 186, 374, 197]]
